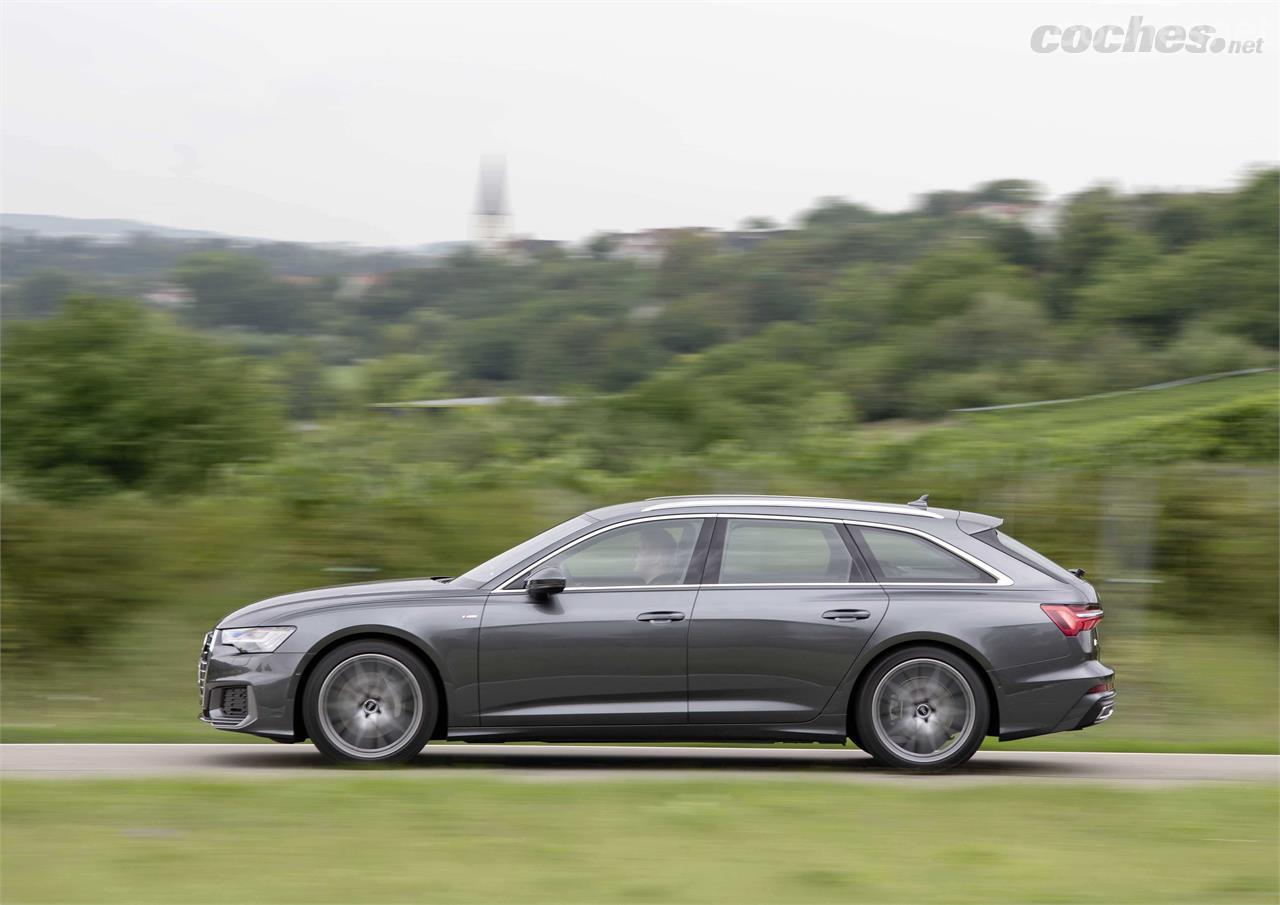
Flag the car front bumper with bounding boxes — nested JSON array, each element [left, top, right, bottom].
[[199, 633, 305, 740]]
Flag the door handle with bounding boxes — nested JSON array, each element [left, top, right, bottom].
[[637, 611, 686, 623], [821, 609, 872, 621]]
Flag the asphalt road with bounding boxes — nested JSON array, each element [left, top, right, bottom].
[[2, 744, 1276, 785]]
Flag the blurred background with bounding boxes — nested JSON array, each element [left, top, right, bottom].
[[1, 2, 1277, 903]]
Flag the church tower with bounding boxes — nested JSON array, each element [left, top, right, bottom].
[[473, 156, 510, 254]]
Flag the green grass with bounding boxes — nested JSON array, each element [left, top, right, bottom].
[[2, 778, 1276, 904], [885, 370, 1279, 469]]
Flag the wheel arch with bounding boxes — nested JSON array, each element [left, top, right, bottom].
[[291, 626, 450, 742], [844, 635, 1000, 739]]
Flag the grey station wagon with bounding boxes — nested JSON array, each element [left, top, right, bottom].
[[199, 495, 1115, 770]]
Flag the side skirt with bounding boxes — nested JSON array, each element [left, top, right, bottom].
[[446, 715, 849, 744]]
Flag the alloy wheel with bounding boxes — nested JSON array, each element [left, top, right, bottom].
[[870, 657, 976, 765], [317, 653, 424, 760]]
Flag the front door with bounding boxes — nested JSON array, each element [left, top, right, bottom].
[[688, 517, 889, 723], [479, 517, 710, 726]]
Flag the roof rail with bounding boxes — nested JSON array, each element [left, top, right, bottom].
[[639, 497, 944, 519]]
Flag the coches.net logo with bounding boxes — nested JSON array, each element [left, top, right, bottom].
[[1031, 16, 1265, 54]]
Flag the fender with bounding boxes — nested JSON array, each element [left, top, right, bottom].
[[820, 628, 999, 721], [291, 623, 461, 736]]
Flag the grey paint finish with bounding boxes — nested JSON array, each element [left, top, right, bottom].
[[199, 496, 1115, 760], [687, 586, 888, 723], [479, 588, 695, 725]]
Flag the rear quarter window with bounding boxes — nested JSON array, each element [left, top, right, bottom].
[[974, 529, 1080, 584], [857, 527, 995, 583]]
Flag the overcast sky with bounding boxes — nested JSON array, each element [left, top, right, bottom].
[[2, 1, 1276, 246]]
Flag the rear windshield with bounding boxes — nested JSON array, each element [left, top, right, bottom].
[[973, 529, 1080, 584]]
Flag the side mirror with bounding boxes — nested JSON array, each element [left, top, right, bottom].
[[526, 566, 567, 600]]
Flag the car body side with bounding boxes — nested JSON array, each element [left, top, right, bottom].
[[202, 500, 1114, 745]]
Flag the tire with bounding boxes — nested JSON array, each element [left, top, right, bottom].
[[303, 640, 438, 765], [853, 645, 989, 772]]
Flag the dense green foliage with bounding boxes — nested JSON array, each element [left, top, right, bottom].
[[4, 171, 1275, 427], [1, 378, 1275, 751], [0, 173, 1275, 748], [0, 298, 281, 497]]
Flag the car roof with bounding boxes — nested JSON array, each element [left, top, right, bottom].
[[584, 495, 967, 525]]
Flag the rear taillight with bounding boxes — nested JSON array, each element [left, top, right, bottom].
[[1041, 603, 1104, 636]]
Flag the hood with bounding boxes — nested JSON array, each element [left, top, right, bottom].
[[217, 577, 476, 628]]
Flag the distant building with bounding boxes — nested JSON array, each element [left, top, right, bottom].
[[473, 156, 511, 254], [141, 284, 192, 308], [594, 227, 712, 264], [336, 273, 388, 300], [719, 228, 793, 252], [592, 226, 789, 264], [964, 201, 1040, 224], [502, 236, 565, 263]]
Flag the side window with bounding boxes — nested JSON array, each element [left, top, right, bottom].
[[717, 519, 857, 584], [857, 527, 995, 583], [533, 519, 704, 588]]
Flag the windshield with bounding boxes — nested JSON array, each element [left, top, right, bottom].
[[449, 515, 595, 588]]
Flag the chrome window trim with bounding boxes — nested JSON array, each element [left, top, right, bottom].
[[640, 497, 945, 519], [491, 582, 885, 595], [492, 584, 703, 594], [492, 511, 1012, 591]]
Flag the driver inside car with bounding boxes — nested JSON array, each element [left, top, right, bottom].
[[633, 526, 683, 585]]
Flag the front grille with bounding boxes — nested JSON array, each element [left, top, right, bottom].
[[198, 631, 213, 702], [216, 686, 250, 720]]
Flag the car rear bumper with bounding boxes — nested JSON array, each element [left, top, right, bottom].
[[1060, 689, 1116, 731], [994, 657, 1115, 741]]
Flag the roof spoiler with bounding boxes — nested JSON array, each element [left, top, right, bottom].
[[957, 511, 1004, 535]]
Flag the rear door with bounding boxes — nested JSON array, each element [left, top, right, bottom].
[[687, 516, 889, 724]]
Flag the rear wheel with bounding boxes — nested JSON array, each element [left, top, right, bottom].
[[303, 640, 437, 764], [853, 646, 988, 772]]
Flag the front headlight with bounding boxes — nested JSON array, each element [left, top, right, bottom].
[[218, 626, 295, 653]]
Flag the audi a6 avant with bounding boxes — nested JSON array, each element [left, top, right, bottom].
[[199, 495, 1115, 770]]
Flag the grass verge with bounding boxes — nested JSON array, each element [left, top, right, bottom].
[[2, 778, 1277, 904]]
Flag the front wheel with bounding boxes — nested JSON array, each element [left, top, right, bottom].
[[303, 640, 438, 765], [853, 646, 989, 772]]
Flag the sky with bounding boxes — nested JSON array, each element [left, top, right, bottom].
[[2, 1, 1277, 246]]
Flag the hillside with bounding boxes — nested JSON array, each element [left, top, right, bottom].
[[1, 212, 231, 240]]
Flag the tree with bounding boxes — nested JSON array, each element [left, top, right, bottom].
[[653, 233, 723, 299], [1078, 238, 1279, 344], [584, 232, 619, 260], [1225, 167, 1279, 240], [1, 297, 281, 497], [4, 270, 79, 319], [174, 252, 313, 333], [891, 243, 1034, 323], [1046, 187, 1132, 317], [917, 190, 972, 217], [737, 267, 810, 327], [801, 197, 879, 229]]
